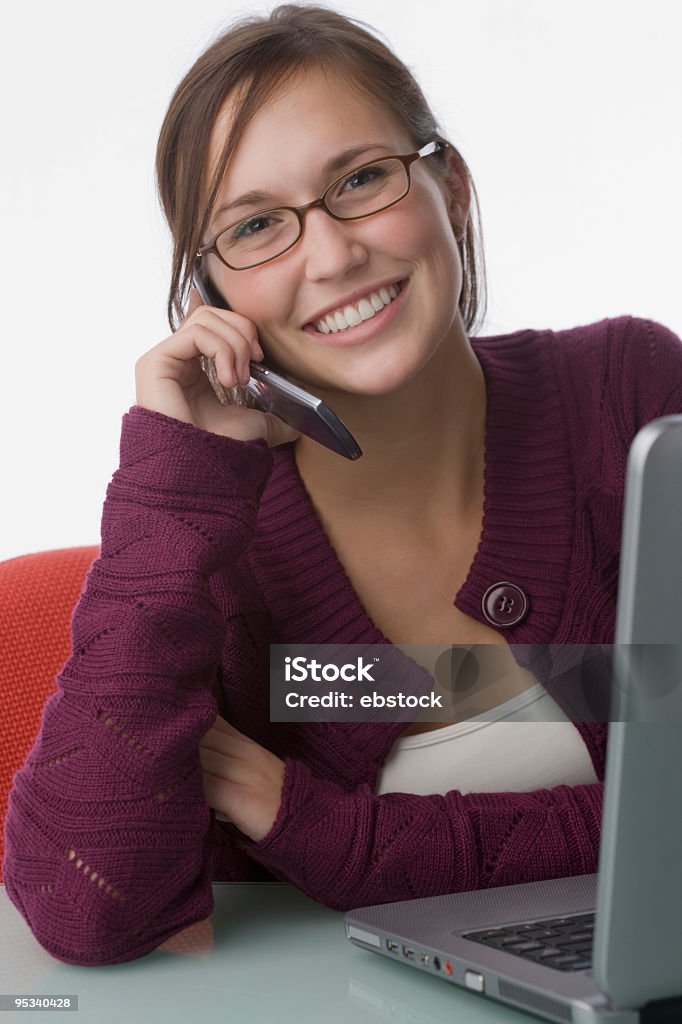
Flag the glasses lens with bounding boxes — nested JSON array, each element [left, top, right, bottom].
[[326, 158, 409, 219], [217, 208, 300, 269]]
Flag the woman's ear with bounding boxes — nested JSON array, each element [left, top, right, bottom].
[[441, 147, 471, 238]]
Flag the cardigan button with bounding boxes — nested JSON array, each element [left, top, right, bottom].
[[481, 582, 529, 628]]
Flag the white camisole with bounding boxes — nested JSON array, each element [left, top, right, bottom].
[[375, 682, 599, 796]]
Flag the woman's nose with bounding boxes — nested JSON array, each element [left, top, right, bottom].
[[300, 207, 368, 281]]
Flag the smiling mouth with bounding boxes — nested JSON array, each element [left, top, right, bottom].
[[305, 279, 407, 335]]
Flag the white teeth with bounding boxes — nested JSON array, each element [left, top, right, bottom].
[[313, 282, 402, 334]]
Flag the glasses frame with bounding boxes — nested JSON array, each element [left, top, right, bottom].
[[196, 139, 446, 271]]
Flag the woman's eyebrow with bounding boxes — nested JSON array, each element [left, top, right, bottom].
[[323, 141, 391, 176], [210, 142, 391, 226]]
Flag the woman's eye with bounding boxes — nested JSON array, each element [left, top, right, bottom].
[[342, 165, 384, 191], [232, 214, 275, 239]]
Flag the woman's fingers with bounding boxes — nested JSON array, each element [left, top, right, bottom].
[[135, 283, 299, 446], [199, 717, 251, 757], [134, 298, 273, 439], [197, 719, 286, 841], [172, 320, 252, 387], [199, 745, 253, 787], [150, 312, 256, 383]]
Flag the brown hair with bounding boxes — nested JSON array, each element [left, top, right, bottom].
[[155, 4, 486, 333]]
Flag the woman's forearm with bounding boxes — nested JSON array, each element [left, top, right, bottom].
[[240, 758, 603, 911], [3, 406, 274, 965]]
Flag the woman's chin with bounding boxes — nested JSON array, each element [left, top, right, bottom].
[[270, 335, 437, 400], [308, 364, 426, 402]]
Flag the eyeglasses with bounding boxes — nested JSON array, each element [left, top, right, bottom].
[[197, 139, 446, 271]]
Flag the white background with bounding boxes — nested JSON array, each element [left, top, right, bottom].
[[1, 0, 681, 562]]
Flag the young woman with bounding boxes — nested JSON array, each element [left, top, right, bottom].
[[4, 5, 682, 966]]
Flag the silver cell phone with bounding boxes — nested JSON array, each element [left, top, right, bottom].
[[191, 266, 362, 460]]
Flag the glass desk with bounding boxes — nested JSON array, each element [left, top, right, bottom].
[[1, 883, 540, 1023]]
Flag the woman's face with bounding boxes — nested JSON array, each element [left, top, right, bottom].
[[203, 66, 467, 397]]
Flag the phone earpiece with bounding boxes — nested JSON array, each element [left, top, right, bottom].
[[192, 265, 230, 310]]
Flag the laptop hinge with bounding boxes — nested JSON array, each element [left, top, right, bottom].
[[640, 994, 682, 1023]]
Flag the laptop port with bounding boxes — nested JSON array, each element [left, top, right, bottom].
[[403, 946, 416, 960], [433, 956, 441, 971], [420, 954, 431, 967], [386, 940, 400, 954]]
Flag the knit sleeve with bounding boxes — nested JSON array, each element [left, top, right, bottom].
[[236, 759, 603, 912], [2, 405, 273, 965], [623, 316, 682, 427]]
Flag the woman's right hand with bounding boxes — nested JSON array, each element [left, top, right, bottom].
[[135, 288, 301, 447]]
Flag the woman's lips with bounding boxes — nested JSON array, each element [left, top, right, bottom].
[[302, 278, 410, 347]]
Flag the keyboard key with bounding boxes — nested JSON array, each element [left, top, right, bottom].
[[515, 928, 560, 941], [529, 946, 564, 959], [557, 937, 593, 950], [502, 941, 545, 954], [539, 916, 587, 928], [524, 949, 559, 963], [482, 934, 527, 948], [542, 954, 583, 968], [559, 931, 593, 945], [556, 943, 593, 957]]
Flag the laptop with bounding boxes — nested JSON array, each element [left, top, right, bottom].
[[345, 415, 682, 1024]]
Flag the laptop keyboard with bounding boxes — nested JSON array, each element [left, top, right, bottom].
[[463, 912, 594, 971]]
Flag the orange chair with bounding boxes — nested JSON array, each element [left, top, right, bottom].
[[0, 546, 99, 881]]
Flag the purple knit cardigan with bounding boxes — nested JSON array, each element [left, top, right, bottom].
[[4, 315, 682, 965]]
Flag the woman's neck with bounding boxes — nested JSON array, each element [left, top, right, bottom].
[[293, 316, 487, 528]]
